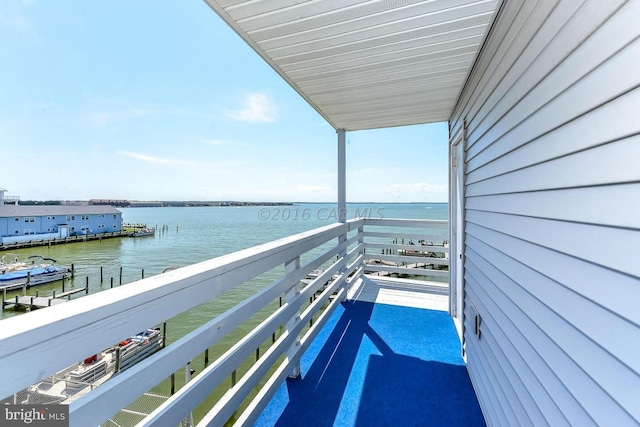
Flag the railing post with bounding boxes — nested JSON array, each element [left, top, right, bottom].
[[284, 256, 301, 378], [358, 223, 365, 272]]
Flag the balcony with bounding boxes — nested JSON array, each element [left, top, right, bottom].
[[0, 217, 483, 426]]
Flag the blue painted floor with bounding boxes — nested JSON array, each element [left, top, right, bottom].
[[255, 301, 485, 427]]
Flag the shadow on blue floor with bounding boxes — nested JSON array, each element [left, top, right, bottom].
[[255, 301, 485, 427]]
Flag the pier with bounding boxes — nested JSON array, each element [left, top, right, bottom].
[[0, 231, 131, 251], [365, 261, 444, 277], [2, 286, 88, 311]]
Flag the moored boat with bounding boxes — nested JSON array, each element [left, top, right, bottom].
[[130, 228, 155, 237], [123, 223, 156, 237], [20, 328, 163, 405], [0, 255, 70, 291]]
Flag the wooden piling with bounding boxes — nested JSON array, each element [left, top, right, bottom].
[[115, 347, 121, 373], [204, 349, 209, 365], [100, 267, 103, 283], [119, 267, 123, 285], [142, 269, 144, 279], [110, 277, 113, 289], [162, 322, 167, 348], [170, 374, 175, 395], [71, 264, 75, 278], [231, 370, 236, 387]]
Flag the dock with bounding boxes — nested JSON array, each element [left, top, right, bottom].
[[2, 287, 87, 311], [364, 261, 448, 277], [0, 231, 131, 252]]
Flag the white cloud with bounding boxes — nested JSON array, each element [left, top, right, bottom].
[[93, 113, 109, 128], [0, 2, 34, 35], [118, 151, 196, 166], [227, 93, 277, 123]]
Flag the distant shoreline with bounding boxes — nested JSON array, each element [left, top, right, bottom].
[[16, 200, 295, 208], [294, 201, 448, 205], [16, 200, 448, 208]]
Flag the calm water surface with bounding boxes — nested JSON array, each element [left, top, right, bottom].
[[1, 203, 447, 423]]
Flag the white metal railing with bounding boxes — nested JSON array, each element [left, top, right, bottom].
[[0, 217, 448, 426], [362, 218, 449, 280]]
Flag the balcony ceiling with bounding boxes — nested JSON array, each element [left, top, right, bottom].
[[205, 0, 501, 131]]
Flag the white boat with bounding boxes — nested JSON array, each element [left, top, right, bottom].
[[21, 328, 163, 405], [124, 223, 156, 237], [130, 228, 155, 237], [0, 255, 70, 291]]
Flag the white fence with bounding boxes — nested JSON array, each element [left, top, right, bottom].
[[362, 218, 449, 280], [0, 218, 448, 426]]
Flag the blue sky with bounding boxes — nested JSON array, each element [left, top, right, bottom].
[[0, 1, 449, 203]]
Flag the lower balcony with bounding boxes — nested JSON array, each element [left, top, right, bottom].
[[0, 218, 484, 426]]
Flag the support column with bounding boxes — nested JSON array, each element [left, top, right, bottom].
[[337, 129, 346, 223], [337, 129, 348, 300]]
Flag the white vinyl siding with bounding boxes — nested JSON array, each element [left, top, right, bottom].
[[449, 0, 639, 426]]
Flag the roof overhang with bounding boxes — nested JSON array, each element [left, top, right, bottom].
[[204, 0, 501, 131]]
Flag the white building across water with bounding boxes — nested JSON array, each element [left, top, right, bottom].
[[0, 188, 122, 245], [0, 1, 638, 426]]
